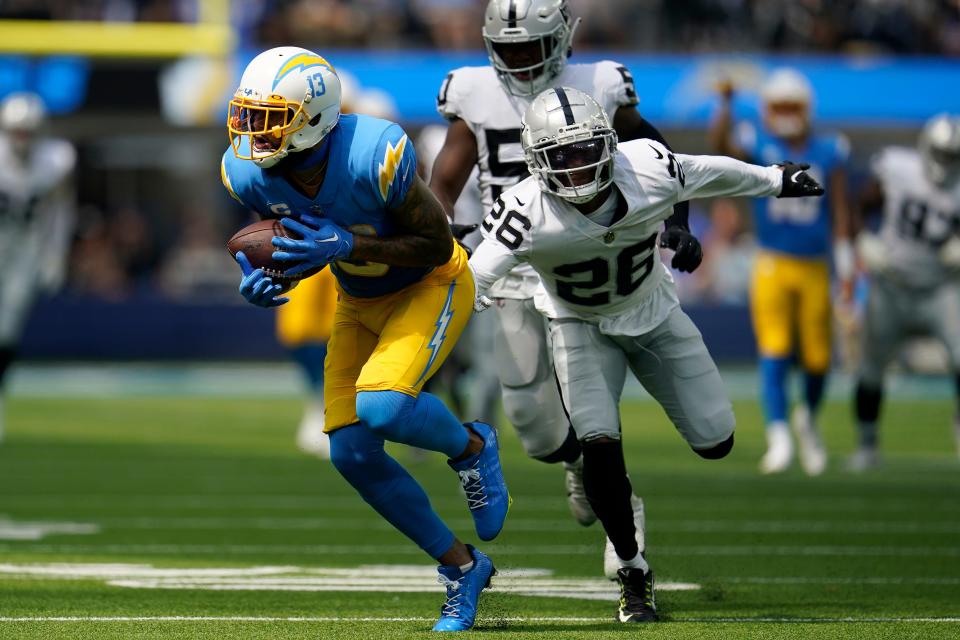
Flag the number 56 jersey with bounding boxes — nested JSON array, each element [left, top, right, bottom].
[[438, 60, 639, 299], [469, 140, 784, 336]]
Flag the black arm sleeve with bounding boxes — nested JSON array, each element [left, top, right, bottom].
[[633, 116, 672, 150], [665, 201, 691, 231]]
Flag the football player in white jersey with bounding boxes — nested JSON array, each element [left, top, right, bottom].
[[470, 87, 823, 622], [849, 114, 960, 471], [429, 0, 697, 553], [0, 92, 75, 443]]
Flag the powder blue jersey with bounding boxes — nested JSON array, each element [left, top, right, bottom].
[[736, 122, 850, 257], [221, 113, 421, 298]]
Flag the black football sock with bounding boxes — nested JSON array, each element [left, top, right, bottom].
[[0, 346, 15, 389], [581, 438, 638, 561], [954, 375, 960, 417], [535, 426, 582, 464], [855, 381, 883, 448]]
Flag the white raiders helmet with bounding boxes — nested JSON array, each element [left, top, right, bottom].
[[761, 68, 813, 139], [919, 113, 960, 186], [521, 86, 617, 203], [228, 46, 342, 168], [482, 0, 579, 97], [0, 92, 46, 158]]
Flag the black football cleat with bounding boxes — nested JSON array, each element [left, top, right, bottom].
[[616, 567, 657, 623]]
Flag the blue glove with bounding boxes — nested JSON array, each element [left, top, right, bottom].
[[235, 251, 289, 308], [271, 214, 355, 278]]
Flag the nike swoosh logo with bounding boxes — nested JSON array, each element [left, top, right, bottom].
[[648, 144, 664, 160], [515, 196, 525, 207], [316, 232, 339, 244], [790, 171, 802, 183]]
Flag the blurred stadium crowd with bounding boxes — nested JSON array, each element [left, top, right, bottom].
[[3, 0, 960, 55], [0, 0, 952, 309]]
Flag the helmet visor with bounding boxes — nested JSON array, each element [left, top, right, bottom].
[[228, 94, 306, 161], [530, 131, 615, 200]]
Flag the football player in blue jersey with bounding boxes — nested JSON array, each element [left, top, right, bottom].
[[710, 68, 854, 475], [220, 47, 510, 631]]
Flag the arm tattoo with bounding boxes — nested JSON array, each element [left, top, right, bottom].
[[350, 176, 455, 267]]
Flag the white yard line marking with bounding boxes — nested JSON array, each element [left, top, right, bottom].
[[723, 576, 960, 585], [3, 543, 958, 557], [0, 615, 958, 624], [0, 562, 697, 599], [0, 517, 99, 541]]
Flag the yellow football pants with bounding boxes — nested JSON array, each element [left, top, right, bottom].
[[324, 244, 473, 432], [749, 250, 832, 373]]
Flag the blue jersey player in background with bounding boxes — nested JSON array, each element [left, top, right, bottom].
[[220, 47, 509, 631], [710, 68, 854, 476]]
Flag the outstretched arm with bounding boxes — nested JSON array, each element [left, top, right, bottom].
[[677, 153, 785, 201]]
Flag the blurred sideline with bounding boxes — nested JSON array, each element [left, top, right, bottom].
[[5, 364, 955, 400]]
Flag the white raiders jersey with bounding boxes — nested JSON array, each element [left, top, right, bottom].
[[437, 60, 639, 297], [470, 139, 783, 336], [0, 134, 75, 280], [871, 146, 960, 289]]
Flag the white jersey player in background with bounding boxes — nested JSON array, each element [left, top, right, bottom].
[[849, 114, 960, 471], [0, 92, 76, 443], [417, 126, 503, 425], [470, 87, 823, 622], [429, 0, 699, 558]]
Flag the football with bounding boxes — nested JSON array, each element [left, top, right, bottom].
[[226, 219, 324, 283]]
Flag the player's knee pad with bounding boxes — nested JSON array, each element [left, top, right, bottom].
[[328, 423, 386, 482], [355, 390, 415, 438], [502, 380, 570, 459], [693, 433, 735, 459]]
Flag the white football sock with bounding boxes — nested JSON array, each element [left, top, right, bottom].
[[619, 550, 649, 573]]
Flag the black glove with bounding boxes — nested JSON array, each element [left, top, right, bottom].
[[450, 222, 478, 257], [777, 162, 825, 198], [659, 226, 703, 273], [451, 223, 478, 241]]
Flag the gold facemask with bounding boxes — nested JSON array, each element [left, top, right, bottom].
[[227, 93, 307, 162]]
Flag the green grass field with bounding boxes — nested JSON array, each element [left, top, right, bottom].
[[1, 390, 958, 639]]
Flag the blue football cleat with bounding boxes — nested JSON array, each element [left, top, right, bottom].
[[448, 421, 511, 541], [432, 545, 496, 632]]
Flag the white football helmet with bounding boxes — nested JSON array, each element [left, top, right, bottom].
[[761, 68, 813, 139], [919, 113, 960, 186], [521, 86, 617, 203], [482, 0, 579, 97], [228, 46, 342, 168], [0, 92, 46, 159]]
